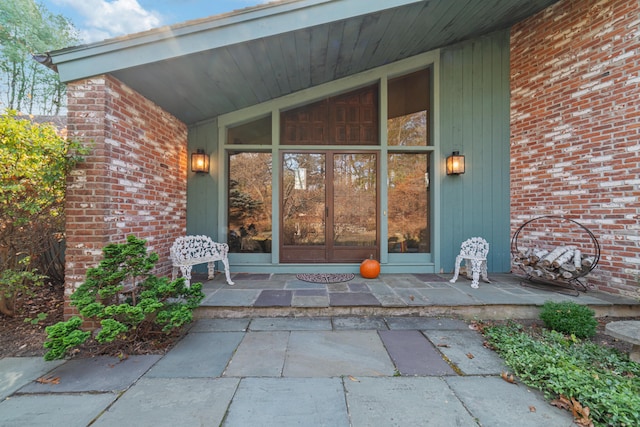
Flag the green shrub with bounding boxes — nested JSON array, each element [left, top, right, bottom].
[[485, 322, 640, 427], [43, 317, 91, 361], [43, 235, 204, 360], [539, 300, 598, 338]]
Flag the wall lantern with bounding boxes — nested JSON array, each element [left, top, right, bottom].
[[446, 151, 465, 175], [191, 149, 210, 174]]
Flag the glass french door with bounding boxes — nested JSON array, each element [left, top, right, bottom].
[[280, 151, 378, 263]]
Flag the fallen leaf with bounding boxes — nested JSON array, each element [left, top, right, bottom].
[[529, 406, 536, 412], [550, 395, 571, 410], [466, 352, 474, 359], [348, 375, 360, 382], [36, 375, 60, 385], [437, 343, 450, 348], [501, 371, 516, 384], [409, 295, 415, 301]]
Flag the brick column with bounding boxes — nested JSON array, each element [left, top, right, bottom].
[[64, 75, 188, 320]]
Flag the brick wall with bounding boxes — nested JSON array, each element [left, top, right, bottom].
[[65, 75, 187, 320], [511, 0, 640, 297]]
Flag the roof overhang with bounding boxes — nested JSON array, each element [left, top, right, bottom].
[[46, 0, 559, 125]]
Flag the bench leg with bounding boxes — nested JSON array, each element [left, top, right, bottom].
[[180, 265, 193, 288], [449, 255, 463, 283], [221, 257, 234, 285], [481, 260, 490, 283], [207, 262, 215, 280]]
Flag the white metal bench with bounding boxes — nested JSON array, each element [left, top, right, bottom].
[[450, 237, 491, 288], [170, 235, 234, 287]]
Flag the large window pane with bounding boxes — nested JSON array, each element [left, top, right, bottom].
[[333, 153, 377, 247], [282, 153, 326, 246], [227, 116, 271, 145], [228, 152, 272, 252], [387, 69, 430, 146], [388, 153, 430, 253]]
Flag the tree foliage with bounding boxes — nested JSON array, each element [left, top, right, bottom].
[[0, 110, 85, 316], [0, 0, 79, 114]]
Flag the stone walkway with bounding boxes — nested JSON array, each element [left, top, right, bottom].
[[1, 317, 577, 426], [2, 273, 638, 426]]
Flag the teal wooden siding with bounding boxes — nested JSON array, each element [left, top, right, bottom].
[[186, 119, 220, 240], [185, 30, 512, 274], [439, 30, 511, 273]]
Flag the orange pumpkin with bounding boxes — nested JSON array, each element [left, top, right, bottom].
[[360, 257, 380, 279]]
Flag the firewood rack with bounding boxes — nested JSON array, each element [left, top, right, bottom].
[[510, 215, 600, 296]]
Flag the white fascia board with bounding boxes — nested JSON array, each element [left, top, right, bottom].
[[51, 0, 424, 82]]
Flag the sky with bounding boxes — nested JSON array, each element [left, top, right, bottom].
[[40, 0, 271, 44]]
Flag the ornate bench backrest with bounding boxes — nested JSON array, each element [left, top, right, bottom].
[[458, 237, 490, 259], [170, 235, 227, 263]]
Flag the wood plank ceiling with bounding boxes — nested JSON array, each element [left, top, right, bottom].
[[51, 0, 559, 125]]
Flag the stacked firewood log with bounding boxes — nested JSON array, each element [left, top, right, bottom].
[[512, 245, 595, 281]]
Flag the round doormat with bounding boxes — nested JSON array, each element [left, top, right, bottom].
[[296, 273, 355, 283]]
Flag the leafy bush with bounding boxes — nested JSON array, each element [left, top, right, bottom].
[[539, 300, 598, 338], [43, 235, 204, 360], [1, 110, 85, 316], [485, 322, 640, 427], [0, 257, 46, 316]]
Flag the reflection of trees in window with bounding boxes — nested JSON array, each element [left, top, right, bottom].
[[388, 68, 430, 146], [333, 154, 377, 246], [387, 111, 427, 146], [228, 152, 272, 253], [388, 153, 429, 253], [282, 153, 326, 245]]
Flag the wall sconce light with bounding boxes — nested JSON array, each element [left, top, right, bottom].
[[446, 151, 465, 175], [191, 149, 210, 174]]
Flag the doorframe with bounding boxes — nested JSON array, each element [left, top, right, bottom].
[[279, 149, 380, 263]]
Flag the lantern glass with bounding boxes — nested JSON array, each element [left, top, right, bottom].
[[446, 151, 465, 175], [191, 149, 210, 173]]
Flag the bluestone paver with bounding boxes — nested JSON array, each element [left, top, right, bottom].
[[284, 330, 395, 377], [345, 377, 477, 427], [18, 355, 160, 394], [329, 292, 381, 306], [0, 393, 117, 427], [254, 289, 293, 306], [189, 318, 250, 332], [223, 377, 348, 427], [285, 281, 326, 290], [412, 273, 451, 282], [389, 288, 431, 305], [249, 317, 332, 331], [378, 330, 455, 376], [92, 377, 239, 427], [422, 329, 507, 375], [332, 316, 388, 330], [145, 332, 243, 378], [0, 357, 63, 401], [385, 317, 468, 330], [224, 331, 288, 377], [446, 376, 575, 427], [202, 288, 260, 306], [417, 288, 479, 305]]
